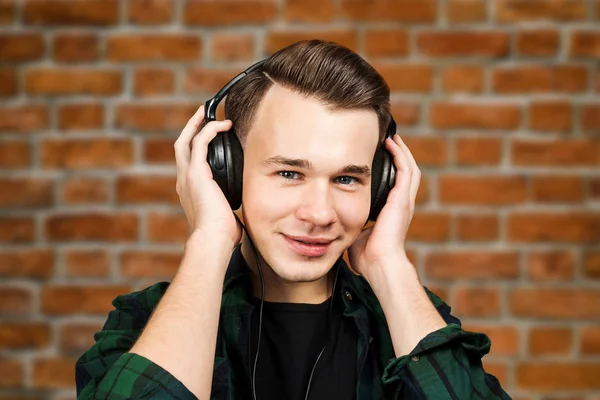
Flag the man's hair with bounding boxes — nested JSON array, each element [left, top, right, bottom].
[[224, 40, 391, 147]]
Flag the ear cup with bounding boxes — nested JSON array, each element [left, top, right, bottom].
[[207, 129, 244, 210], [368, 117, 397, 221]]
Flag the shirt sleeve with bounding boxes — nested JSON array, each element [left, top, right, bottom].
[[380, 288, 512, 399], [75, 285, 221, 400]]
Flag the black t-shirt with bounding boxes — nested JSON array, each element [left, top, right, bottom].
[[249, 293, 357, 400]]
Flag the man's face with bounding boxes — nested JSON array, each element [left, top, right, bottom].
[[241, 84, 379, 283]]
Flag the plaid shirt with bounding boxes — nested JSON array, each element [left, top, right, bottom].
[[76, 246, 511, 399]]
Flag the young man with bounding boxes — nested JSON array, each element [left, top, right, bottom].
[[75, 41, 511, 400]]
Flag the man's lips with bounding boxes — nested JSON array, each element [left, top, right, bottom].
[[282, 234, 335, 257]]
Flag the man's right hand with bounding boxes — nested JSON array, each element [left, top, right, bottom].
[[174, 105, 242, 249]]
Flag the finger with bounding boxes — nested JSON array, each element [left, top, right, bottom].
[[385, 136, 411, 196], [189, 119, 233, 177], [393, 135, 421, 203], [175, 105, 205, 175]]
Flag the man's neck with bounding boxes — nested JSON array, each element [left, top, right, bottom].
[[240, 236, 334, 304]]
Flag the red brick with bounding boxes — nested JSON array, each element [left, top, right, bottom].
[[517, 362, 600, 390], [45, 213, 138, 242], [442, 65, 484, 93], [495, 0, 587, 22], [0, 217, 35, 243], [107, 34, 201, 61], [462, 325, 519, 356], [0, 359, 23, 388], [115, 103, 198, 133], [511, 289, 600, 319], [184, 0, 276, 26], [211, 33, 255, 62], [31, 357, 76, 389], [447, 0, 486, 23], [511, 139, 599, 166], [425, 251, 519, 280], [62, 177, 109, 204], [456, 214, 499, 241], [531, 175, 584, 202], [0, 0, 15, 24], [364, 29, 409, 57], [0, 33, 44, 61], [0, 105, 49, 133], [418, 31, 509, 57], [529, 101, 572, 132], [0, 249, 53, 279], [143, 138, 174, 164], [340, 0, 437, 22], [373, 63, 433, 92], [41, 285, 131, 315], [527, 250, 575, 281], [133, 68, 174, 97], [26, 69, 122, 96], [517, 29, 559, 56], [128, 0, 173, 24], [455, 137, 502, 165], [454, 287, 500, 317], [116, 175, 177, 204], [402, 137, 448, 166], [41, 138, 133, 169], [528, 327, 573, 356], [581, 326, 600, 354], [148, 212, 188, 243], [0, 323, 50, 350], [120, 251, 181, 278], [584, 251, 600, 278], [266, 30, 358, 54], [0, 178, 53, 208], [58, 103, 104, 131], [390, 102, 420, 126], [439, 175, 527, 205], [184, 67, 240, 94], [284, 0, 334, 22], [53, 32, 98, 62], [483, 362, 508, 388], [0, 141, 30, 168], [406, 212, 450, 242], [592, 177, 600, 200], [508, 212, 600, 243], [59, 322, 103, 354], [23, 0, 119, 25], [0, 286, 32, 315], [64, 249, 110, 278], [431, 103, 521, 129], [581, 104, 600, 133], [493, 66, 587, 93], [571, 31, 600, 57], [0, 68, 17, 97]]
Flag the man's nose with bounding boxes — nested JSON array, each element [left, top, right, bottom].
[[296, 183, 338, 226]]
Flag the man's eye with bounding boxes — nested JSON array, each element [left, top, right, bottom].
[[278, 171, 300, 180], [337, 176, 358, 185]]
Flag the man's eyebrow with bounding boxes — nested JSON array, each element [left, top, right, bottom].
[[262, 156, 371, 177]]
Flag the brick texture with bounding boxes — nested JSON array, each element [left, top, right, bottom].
[[1, 2, 598, 398]]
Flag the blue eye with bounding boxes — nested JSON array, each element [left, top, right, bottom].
[[279, 171, 301, 180], [337, 176, 357, 185]]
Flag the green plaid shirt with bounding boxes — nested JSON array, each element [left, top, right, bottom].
[[76, 246, 511, 399]]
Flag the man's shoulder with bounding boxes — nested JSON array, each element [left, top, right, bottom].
[[111, 281, 172, 314]]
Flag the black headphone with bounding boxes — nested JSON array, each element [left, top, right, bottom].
[[205, 60, 397, 222]]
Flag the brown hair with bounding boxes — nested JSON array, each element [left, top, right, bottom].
[[224, 40, 391, 147]]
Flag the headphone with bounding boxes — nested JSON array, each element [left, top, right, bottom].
[[205, 60, 397, 222]]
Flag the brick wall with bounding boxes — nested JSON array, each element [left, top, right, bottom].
[[0, 0, 599, 399]]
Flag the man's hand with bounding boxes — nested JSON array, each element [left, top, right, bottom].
[[347, 133, 420, 283], [174, 105, 242, 251]]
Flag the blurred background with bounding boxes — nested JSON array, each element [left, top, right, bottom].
[[0, 0, 599, 399]]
